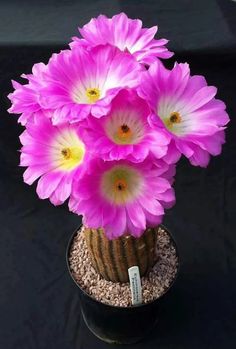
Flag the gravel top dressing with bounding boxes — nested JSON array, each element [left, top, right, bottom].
[[69, 226, 178, 307]]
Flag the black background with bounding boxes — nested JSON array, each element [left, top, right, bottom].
[[1, 1, 236, 348]]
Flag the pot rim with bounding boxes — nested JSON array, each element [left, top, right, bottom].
[[66, 223, 180, 310]]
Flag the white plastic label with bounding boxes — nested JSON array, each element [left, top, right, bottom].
[[128, 266, 142, 305]]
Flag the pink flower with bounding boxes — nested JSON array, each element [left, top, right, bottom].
[[80, 89, 169, 162], [71, 13, 173, 65], [20, 111, 88, 205], [8, 63, 48, 125], [39, 44, 142, 124], [69, 158, 175, 239], [139, 61, 230, 167]]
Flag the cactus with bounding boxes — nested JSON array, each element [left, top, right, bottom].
[[84, 227, 157, 283]]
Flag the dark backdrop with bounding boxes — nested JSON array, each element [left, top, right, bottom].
[[0, 1, 236, 348]]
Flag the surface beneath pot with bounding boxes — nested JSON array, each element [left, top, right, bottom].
[[69, 226, 178, 307]]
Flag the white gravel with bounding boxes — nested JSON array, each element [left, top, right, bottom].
[[69, 226, 178, 307]]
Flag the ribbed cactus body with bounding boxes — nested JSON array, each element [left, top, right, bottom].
[[84, 227, 157, 283]]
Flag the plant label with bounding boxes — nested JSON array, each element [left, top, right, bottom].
[[128, 266, 142, 305]]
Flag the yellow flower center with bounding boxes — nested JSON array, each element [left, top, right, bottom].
[[86, 88, 100, 103], [101, 166, 142, 205], [169, 112, 181, 124], [60, 145, 85, 171], [114, 124, 133, 144], [165, 111, 182, 130], [61, 148, 72, 160]]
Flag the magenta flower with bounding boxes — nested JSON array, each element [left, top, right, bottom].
[[80, 89, 169, 162], [39, 44, 142, 124], [69, 158, 175, 239], [20, 111, 88, 205], [139, 61, 230, 167], [8, 63, 48, 125], [71, 13, 173, 65], [7, 13, 230, 241]]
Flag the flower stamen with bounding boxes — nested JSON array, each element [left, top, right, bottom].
[[169, 112, 181, 124], [115, 178, 127, 192], [60, 144, 85, 170], [61, 148, 71, 159], [164, 111, 182, 131], [86, 88, 100, 103], [115, 124, 133, 144], [101, 165, 142, 205]]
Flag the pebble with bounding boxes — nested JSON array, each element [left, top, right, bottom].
[[69, 226, 178, 307]]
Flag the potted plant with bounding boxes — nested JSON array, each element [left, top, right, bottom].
[[8, 13, 229, 344]]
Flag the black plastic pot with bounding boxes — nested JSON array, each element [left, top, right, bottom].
[[66, 225, 180, 344]]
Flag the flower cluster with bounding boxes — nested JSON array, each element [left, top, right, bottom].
[[8, 13, 229, 239]]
